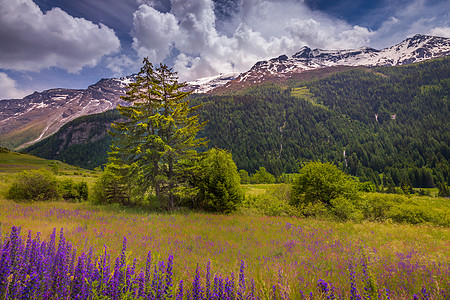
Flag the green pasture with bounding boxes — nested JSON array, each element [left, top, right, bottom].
[[0, 196, 449, 298]]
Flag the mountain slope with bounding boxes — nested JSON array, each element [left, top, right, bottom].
[[25, 110, 122, 170], [1, 34, 449, 150], [0, 77, 132, 149], [218, 34, 450, 91], [24, 57, 450, 188]]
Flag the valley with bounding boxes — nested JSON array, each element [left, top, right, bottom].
[[0, 34, 449, 300]]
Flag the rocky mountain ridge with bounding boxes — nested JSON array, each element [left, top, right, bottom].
[[0, 34, 448, 149], [0, 77, 132, 149], [219, 34, 450, 90]]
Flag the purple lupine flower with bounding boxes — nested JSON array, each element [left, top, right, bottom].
[[238, 260, 245, 300], [165, 254, 174, 298], [217, 276, 224, 299], [299, 288, 305, 299], [421, 287, 429, 300], [137, 271, 145, 297], [349, 263, 361, 300], [176, 280, 184, 300], [151, 264, 159, 299], [213, 274, 219, 297], [192, 264, 203, 300], [251, 279, 256, 300], [225, 277, 234, 299], [318, 279, 329, 295], [206, 260, 211, 299], [145, 251, 152, 294]]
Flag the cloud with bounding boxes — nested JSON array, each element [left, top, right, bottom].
[[132, 4, 180, 62], [428, 27, 450, 38], [0, 0, 121, 73], [130, 0, 374, 81], [0, 73, 31, 100], [369, 0, 450, 48], [106, 54, 141, 76]]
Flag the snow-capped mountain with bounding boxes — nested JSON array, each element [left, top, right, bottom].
[[186, 72, 240, 93], [0, 34, 448, 150], [224, 34, 450, 90], [0, 77, 133, 149]]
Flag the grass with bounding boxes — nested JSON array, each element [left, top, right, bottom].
[[0, 195, 449, 298], [0, 150, 98, 196], [1, 151, 449, 298], [291, 86, 327, 109]]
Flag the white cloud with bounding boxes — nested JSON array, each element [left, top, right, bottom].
[[428, 27, 450, 38], [0, 0, 121, 73], [131, 0, 374, 81], [0, 73, 30, 100], [106, 55, 141, 76], [132, 4, 180, 62], [369, 0, 450, 48]]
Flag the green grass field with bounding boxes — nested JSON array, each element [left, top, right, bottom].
[[1, 150, 449, 298], [0, 196, 449, 298], [0, 149, 98, 196]]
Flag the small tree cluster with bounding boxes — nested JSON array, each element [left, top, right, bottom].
[[7, 169, 88, 202], [98, 58, 241, 213], [290, 161, 360, 220], [191, 148, 243, 213]]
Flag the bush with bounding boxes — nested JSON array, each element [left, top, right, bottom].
[[361, 193, 449, 226], [192, 148, 243, 213], [7, 169, 59, 201], [92, 165, 130, 205], [240, 184, 298, 216], [58, 179, 88, 202], [251, 167, 275, 184], [290, 161, 359, 220], [239, 170, 251, 184]]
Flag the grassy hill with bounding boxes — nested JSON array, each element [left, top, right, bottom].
[[0, 148, 98, 195]]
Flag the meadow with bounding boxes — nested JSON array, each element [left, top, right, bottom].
[[0, 151, 449, 299], [1, 197, 449, 299]]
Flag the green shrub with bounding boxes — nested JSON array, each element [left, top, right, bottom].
[[251, 167, 276, 184], [361, 193, 449, 226], [359, 181, 376, 192], [7, 169, 59, 201], [193, 148, 243, 213], [290, 161, 359, 220], [239, 170, 251, 184], [58, 179, 88, 202], [92, 165, 130, 205]]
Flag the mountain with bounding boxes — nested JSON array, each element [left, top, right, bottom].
[[1, 34, 449, 150], [186, 72, 240, 93], [217, 34, 450, 92], [0, 77, 133, 149], [23, 57, 449, 190], [25, 110, 122, 170]]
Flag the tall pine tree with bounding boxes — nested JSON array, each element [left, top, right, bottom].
[[108, 58, 207, 209]]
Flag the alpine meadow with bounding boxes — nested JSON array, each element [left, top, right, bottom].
[[1, 34, 450, 300]]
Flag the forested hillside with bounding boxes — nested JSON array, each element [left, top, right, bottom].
[[25, 110, 121, 169], [24, 57, 449, 188]]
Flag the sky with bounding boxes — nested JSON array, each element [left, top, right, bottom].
[[0, 0, 449, 99]]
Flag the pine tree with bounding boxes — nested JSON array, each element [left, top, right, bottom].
[[108, 58, 207, 209]]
